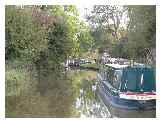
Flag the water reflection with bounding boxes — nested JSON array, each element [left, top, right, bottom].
[[75, 88, 111, 118], [73, 70, 111, 118]]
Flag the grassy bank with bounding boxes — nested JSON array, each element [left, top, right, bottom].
[[80, 63, 98, 70]]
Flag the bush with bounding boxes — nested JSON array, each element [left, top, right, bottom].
[[6, 69, 25, 96]]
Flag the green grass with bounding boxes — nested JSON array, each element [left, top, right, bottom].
[[80, 63, 98, 70], [6, 68, 28, 96]]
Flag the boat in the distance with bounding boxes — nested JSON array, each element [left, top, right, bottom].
[[97, 63, 156, 118]]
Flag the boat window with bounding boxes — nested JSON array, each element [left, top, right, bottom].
[[105, 68, 109, 80], [107, 68, 115, 84], [103, 66, 106, 80], [99, 65, 104, 79], [112, 70, 122, 89]]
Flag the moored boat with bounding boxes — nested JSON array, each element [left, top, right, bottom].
[[97, 63, 156, 118]]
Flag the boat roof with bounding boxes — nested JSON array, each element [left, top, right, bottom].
[[105, 63, 129, 69], [104, 63, 153, 70]]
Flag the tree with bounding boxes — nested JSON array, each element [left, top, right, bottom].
[[88, 5, 126, 40], [77, 22, 93, 53], [126, 5, 156, 64], [87, 5, 127, 55], [5, 6, 48, 62]]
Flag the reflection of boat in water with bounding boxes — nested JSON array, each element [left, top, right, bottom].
[[97, 63, 156, 118]]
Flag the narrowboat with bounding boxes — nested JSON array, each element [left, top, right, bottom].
[[97, 63, 156, 118]]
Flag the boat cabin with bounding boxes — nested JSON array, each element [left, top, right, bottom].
[[97, 63, 156, 117], [98, 63, 156, 93]]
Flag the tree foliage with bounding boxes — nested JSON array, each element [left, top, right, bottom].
[[88, 5, 125, 40], [87, 5, 156, 64], [5, 5, 93, 64], [126, 5, 156, 62], [5, 6, 48, 62], [87, 5, 127, 55]]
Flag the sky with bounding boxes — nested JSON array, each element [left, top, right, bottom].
[[77, 5, 93, 24], [76, 5, 129, 29]]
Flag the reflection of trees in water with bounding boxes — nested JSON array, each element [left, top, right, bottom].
[[6, 62, 80, 117], [75, 74, 111, 118], [35, 66, 79, 117]]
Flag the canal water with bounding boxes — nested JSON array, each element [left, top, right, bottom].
[[69, 69, 111, 118]]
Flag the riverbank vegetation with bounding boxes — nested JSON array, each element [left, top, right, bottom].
[[87, 5, 155, 65], [5, 5, 155, 117]]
